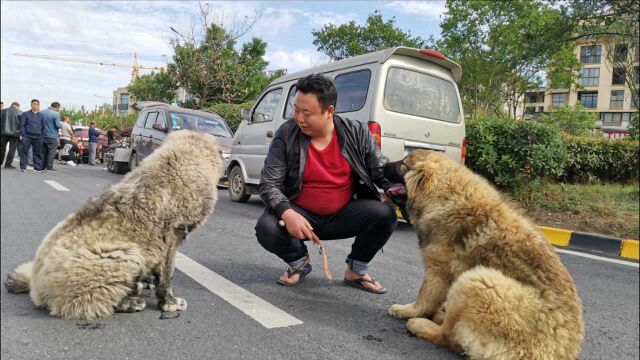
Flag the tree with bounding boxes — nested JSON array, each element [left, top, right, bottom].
[[312, 10, 433, 61], [438, 0, 579, 119], [538, 103, 597, 136], [169, 3, 276, 107], [127, 71, 178, 104]]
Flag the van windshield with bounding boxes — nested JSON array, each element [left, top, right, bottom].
[[384, 67, 461, 123], [169, 112, 232, 137]]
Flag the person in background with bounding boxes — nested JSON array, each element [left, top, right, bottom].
[[19, 99, 45, 172], [59, 136, 79, 166], [107, 125, 118, 146], [1, 102, 21, 169], [40, 102, 62, 171], [88, 120, 101, 166], [58, 116, 75, 163], [1, 101, 4, 110]]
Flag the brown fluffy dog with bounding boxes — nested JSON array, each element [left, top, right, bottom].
[[387, 150, 584, 360], [5, 130, 223, 320]]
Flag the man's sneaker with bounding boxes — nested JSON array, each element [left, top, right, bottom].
[[20, 169, 27, 172], [67, 161, 77, 167]]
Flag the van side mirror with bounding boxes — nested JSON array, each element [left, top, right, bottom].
[[152, 123, 168, 132], [241, 109, 251, 121]]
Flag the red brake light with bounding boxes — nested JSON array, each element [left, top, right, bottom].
[[461, 137, 467, 163], [368, 121, 381, 149], [420, 49, 446, 60]]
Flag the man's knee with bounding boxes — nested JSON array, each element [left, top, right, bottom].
[[370, 201, 398, 229], [255, 212, 283, 250]]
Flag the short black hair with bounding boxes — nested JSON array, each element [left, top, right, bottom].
[[295, 74, 337, 112], [11, 102, 19, 107], [51, 102, 60, 109], [31, 99, 39, 104]]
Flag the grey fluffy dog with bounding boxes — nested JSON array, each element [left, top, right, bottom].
[[5, 130, 223, 320]]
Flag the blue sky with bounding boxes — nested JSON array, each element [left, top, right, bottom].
[[0, 1, 445, 110]]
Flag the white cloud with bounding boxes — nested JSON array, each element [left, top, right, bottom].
[[265, 48, 330, 73], [385, 1, 446, 18]]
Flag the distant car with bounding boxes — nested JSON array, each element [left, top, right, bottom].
[[72, 126, 109, 163], [126, 102, 233, 179]]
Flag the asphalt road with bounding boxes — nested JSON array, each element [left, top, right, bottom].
[[1, 162, 638, 360]]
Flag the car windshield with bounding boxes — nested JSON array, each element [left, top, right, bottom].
[[169, 112, 232, 137]]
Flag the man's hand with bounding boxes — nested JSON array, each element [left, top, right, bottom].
[[281, 209, 321, 246]]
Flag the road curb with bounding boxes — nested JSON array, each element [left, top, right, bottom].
[[539, 226, 639, 260]]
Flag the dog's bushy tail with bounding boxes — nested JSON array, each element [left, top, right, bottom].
[[5, 261, 34, 294]]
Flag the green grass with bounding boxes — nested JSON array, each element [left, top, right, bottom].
[[508, 182, 639, 214]]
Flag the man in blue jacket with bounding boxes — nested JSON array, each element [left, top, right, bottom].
[[88, 120, 101, 166], [40, 102, 62, 171], [19, 99, 45, 172]]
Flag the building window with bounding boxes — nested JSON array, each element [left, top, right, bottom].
[[538, 106, 544, 113], [525, 106, 536, 114], [120, 94, 129, 105], [578, 68, 600, 86], [614, 44, 628, 62], [612, 68, 625, 85], [634, 66, 639, 84], [632, 92, 639, 110], [528, 95, 537, 103], [610, 90, 625, 109], [552, 93, 567, 108], [578, 92, 598, 109], [600, 112, 623, 126], [580, 45, 601, 63]]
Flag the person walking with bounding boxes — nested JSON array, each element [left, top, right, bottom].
[[58, 116, 74, 163], [19, 99, 45, 172], [40, 102, 62, 171], [88, 120, 101, 166], [1, 102, 21, 169]]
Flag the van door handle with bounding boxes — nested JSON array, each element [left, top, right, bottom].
[[266, 131, 273, 138]]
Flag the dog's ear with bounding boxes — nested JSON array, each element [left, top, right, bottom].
[[413, 167, 433, 193]]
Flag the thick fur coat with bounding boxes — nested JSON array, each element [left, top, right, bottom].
[[5, 130, 223, 320], [387, 150, 584, 360]]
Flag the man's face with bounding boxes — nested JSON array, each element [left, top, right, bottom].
[[293, 92, 334, 138], [31, 102, 40, 112]]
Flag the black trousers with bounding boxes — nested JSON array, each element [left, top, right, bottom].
[[1, 135, 19, 167], [20, 137, 43, 171], [255, 199, 397, 264], [42, 137, 58, 170]]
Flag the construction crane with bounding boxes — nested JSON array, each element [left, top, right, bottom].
[[13, 52, 165, 83]]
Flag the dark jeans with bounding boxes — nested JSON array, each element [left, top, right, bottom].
[[20, 137, 43, 171], [42, 137, 58, 170], [255, 199, 397, 264], [1, 135, 19, 167]]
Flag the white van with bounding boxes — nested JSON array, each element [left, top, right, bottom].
[[227, 46, 465, 202]]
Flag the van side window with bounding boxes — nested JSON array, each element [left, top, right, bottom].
[[283, 86, 297, 120], [384, 67, 461, 123], [334, 70, 371, 113], [155, 112, 167, 129], [252, 88, 283, 123], [144, 112, 159, 128], [135, 111, 148, 128]]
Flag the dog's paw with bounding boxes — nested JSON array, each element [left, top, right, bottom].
[[160, 297, 187, 312], [389, 303, 420, 319], [406, 317, 439, 339]]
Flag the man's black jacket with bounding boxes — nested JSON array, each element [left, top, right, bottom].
[[258, 115, 394, 218], [1, 107, 22, 137]]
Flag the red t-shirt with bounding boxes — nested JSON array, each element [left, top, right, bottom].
[[293, 130, 353, 215]]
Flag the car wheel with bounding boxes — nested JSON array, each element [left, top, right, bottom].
[[129, 152, 139, 171], [228, 166, 250, 203]]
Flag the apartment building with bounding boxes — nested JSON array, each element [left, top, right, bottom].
[[112, 87, 135, 116], [522, 38, 639, 138]]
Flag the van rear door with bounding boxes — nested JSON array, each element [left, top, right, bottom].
[[376, 56, 465, 162]]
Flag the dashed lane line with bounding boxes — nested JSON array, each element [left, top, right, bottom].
[[44, 180, 70, 192], [175, 252, 303, 329]]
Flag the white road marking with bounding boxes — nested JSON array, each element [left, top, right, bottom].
[[44, 180, 70, 192], [556, 248, 639, 268], [175, 252, 303, 329]]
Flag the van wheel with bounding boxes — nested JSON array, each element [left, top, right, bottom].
[[229, 166, 250, 203], [129, 152, 139, 171]]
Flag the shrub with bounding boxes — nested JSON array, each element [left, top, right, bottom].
[[537, 103, 598, 136], [465, 117, 567, 188], [206, 101, 255, 134], [562, 135, 639, 183]]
